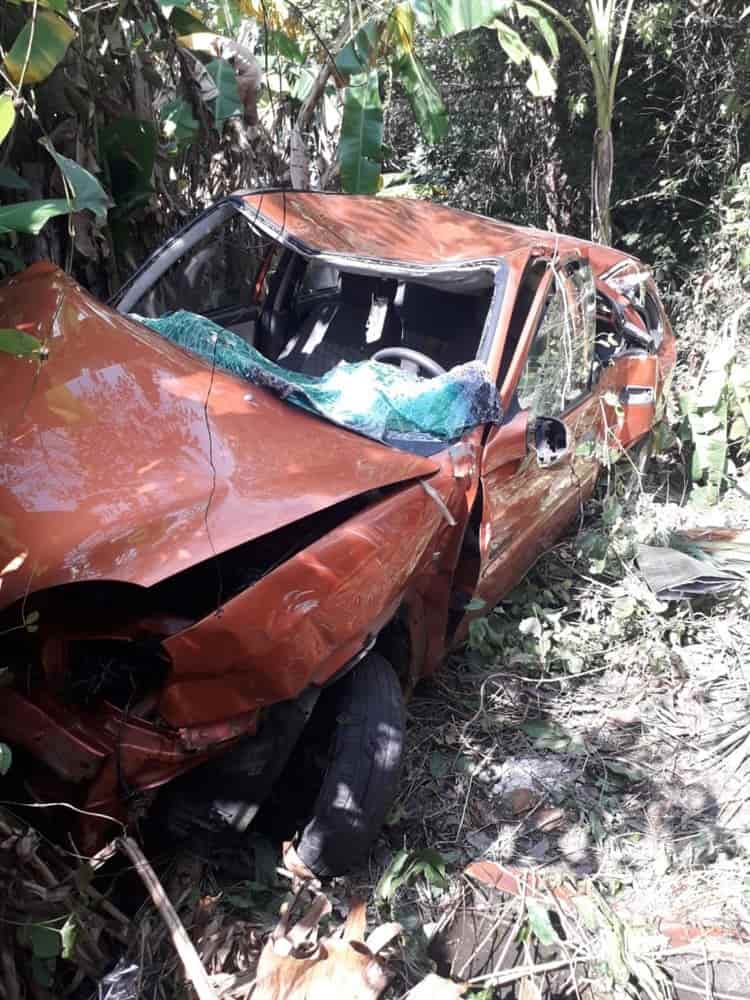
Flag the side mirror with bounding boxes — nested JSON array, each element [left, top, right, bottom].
[[529, 416, 570, 467]]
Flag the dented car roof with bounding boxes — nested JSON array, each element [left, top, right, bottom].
[[239, 191, 633, 272]]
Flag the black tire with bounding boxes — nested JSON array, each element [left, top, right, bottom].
[[296, 653, 405, 878]]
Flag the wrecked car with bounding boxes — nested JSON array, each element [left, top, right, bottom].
[[0, 192, 676, 874]]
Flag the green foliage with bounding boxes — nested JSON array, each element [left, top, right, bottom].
[[388, 5, 449, 144], [418, 0, 559, 100], [633, 1, 677, 49], [423, 0, 510, 36], [0, 328, 44, 357], [7, 0, 69, 12], [336, 9, 449, 192], [170, 6, 210, 35], [42, 141, 110, 222], [0, 167, 30, 191], [160, 98, 200, 149], [0, 95, 15, 146], [336, 20, 381, 76], [467, 488, 674, 680], [517, 2, 558, 58], [722, 163, 750, 273], [0, 138, 109, 237], [0, 198, 79, 235], [680, 326, 750, 505], [4, 10, 75, 86], [222, 836, 284, 916], [376, 847, 448, 902], [495, 15, 556, 96], [339, 71, 383, 194], [100, 118, 157, 213], [205, 57, 243, 124], [0, 743, 11, 775], [334, 0, 559, 193], [525, 898, 559, 946]]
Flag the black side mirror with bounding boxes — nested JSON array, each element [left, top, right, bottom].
[[529, 416, 570, 467]]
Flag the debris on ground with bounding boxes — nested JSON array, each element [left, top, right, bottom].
[[4, 468, 750, 1000], [637, 527, 750, 599], [0, 807, 127, 996], [432, 861, 750, 1000]]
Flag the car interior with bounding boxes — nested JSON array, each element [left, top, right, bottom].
[[123, 209, 496, 380]]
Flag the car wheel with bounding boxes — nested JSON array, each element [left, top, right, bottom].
[[294, 652, 405, 878]]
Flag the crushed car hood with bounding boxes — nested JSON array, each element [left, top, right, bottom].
[[0, 264, 439, 611]]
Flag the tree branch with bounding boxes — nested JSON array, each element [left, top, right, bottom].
[[290, 18, 351, 188]]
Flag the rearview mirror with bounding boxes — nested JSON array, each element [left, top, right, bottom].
[[529, 416, 570, 467]]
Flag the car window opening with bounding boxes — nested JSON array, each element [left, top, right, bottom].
[[128, 211, 504, 452], [501, 257, 596, 419], [262, 260, 495, 378], [126, 213, 496, 376]]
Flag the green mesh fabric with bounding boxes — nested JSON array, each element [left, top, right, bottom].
[[137, 310, 502, 444]]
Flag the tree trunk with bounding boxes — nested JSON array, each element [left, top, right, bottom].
[[591, 126, 613, 245]]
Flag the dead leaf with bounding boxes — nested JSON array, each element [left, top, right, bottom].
[[510, 787, 537, 815], [253, 894, 401, 1000], [531, 807, 565, 832], [405, 973, 467, 998]]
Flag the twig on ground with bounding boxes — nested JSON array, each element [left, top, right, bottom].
[[467, 955, 589, 987]]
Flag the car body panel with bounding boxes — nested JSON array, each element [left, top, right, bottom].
[[0, 263, 439, 611]]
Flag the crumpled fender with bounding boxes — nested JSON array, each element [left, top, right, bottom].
[[161, 470, 465, 727]]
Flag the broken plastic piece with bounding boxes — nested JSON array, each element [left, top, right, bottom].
[[136, 311, 502, 446], [97, 958, 140, 1000], [636, 543, 742, 600]]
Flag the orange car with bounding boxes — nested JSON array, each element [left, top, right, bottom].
[[0, 192, 675, 873]]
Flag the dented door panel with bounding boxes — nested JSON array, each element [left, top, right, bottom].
[[602, 353, 658, 448]]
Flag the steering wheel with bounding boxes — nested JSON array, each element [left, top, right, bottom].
[[371, 347, 446, 378]]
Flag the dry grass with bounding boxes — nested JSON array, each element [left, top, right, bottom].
[[335, 456, 750, 995]]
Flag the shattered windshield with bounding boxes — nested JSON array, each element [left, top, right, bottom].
[[136, 310, 503, 452], [124, 205, 507, 453]]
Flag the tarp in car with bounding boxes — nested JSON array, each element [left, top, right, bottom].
[[138, 310, 502, 445]]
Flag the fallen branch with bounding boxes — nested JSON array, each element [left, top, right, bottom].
[[117, 836, 218, 1000]]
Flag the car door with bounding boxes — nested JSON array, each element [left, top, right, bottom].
[[595, 271, 664, 450], [473, 255, 602, 609]]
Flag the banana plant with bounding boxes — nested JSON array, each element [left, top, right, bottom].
[[520, 0, 636, 244], [0, 3, 112, 240], [335, 0, 558, 194], [680, 305, 750, 505], [0, 141, 110, 236]]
